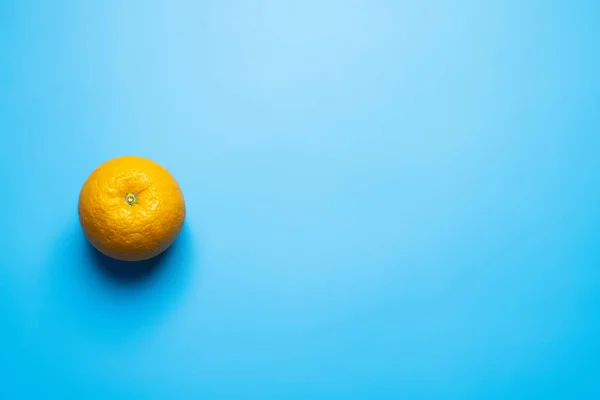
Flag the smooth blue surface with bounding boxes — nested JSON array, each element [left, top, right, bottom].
[[1, 1, 599, 398]]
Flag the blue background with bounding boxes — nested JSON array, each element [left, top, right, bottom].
[[1, 1, 599, 398]]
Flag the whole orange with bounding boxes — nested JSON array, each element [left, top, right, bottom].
[[78, 156, 186, 261]]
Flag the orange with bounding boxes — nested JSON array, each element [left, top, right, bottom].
[[78, 156, 186, 261]]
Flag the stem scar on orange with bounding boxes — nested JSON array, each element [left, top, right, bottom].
[[78, 156, 186, 261]]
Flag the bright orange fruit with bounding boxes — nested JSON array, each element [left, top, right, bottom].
[[78, 156, 186, 261]]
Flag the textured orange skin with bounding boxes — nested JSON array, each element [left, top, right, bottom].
[[78, 156, 186, 261]]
